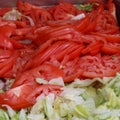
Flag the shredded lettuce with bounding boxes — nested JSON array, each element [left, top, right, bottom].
[[3, 8, 22, 21], [0, 109, 9, 120], [19, 109, 27, 120], [3, 8, 35, 26], [76, 3, 93, 12], [0, 73, 120, 120], [36, 77, 64, 86]]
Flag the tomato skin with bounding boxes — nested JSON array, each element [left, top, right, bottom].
[[0, 84, 35, 110], [0, 50, 19, 78], [0, 25, 15, 37], [58, 2, 78, 15], [82, 15, 98, 33], [64, 69, 83, 82], [101, 43, 120, 54], [75, 16, 90, 32], [92, 33, 120, 43], [12, 63, 64, 88], [107, 0, 117, 22], [27, 84, 63, 103], [17, 0, 52, 25], [0, 34, 14, 50], [6, 48, 34, 78], [14, 20, 28, 28], [0, 83, 63, 110], [78, 54, 120, 78], [0, 7, 12, 16], [32, 9, 52, 23], [47, 20, 74, 27], [25, 40, 83, 70], [81, 40, 104, 55], [13, 27, 33, 36], [49, 2, 78, 20], [0, 49, 13, 60], [10, 39, 25, 49], [35, 25, 80, 46], [95, 12, 119, 34]]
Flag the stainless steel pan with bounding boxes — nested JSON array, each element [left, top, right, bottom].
[[0, 0, 88, 7]]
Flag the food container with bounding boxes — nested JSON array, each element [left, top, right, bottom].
[[0, 0, 120, 119]]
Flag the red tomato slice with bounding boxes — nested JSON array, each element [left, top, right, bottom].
[[7, 48, 34, 78], [82, 14, 98, 33], [0, 25, 15, 37], [75, 16, 90, 32], [0, 84, 34, 110], [0, 83, 63, 110], [79, 54, 120, 78], [25, 40, 83, 70], [0, 7, 12, 16], [60, 57, 83, 82], [81, 40, 104, 55], [0, 49, 13, 60], [32, 9, 52, 23], [12, 63, 64, 88], [107, 0, 117, 21], [0, 51, 19, 78], [0, 34, 13, 49], [102, 43, 120, 54], [95, 12, 118, 34], [35, 25, 80, 45], [92, 32, 120, 43], [49, 2, 78, 20]]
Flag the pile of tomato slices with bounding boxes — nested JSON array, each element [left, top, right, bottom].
[[0, 0, 120, 110]]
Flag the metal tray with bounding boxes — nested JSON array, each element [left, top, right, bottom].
[[0, 0, 88, 7]]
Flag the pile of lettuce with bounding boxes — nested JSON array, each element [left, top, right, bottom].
[[1, 73, 120, 120]]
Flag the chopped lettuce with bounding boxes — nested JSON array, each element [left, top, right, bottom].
[[3, 8, 35, 26], [0, 109, 9, 120], [76, 3, 93, 12], [3, 8, 22, 21], [19, 109, 27, 120], [0, 73, 120, 120]]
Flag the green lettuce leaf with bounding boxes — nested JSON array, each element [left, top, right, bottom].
[[0, 109, 9, 120], [76, 3, 93, 12]]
